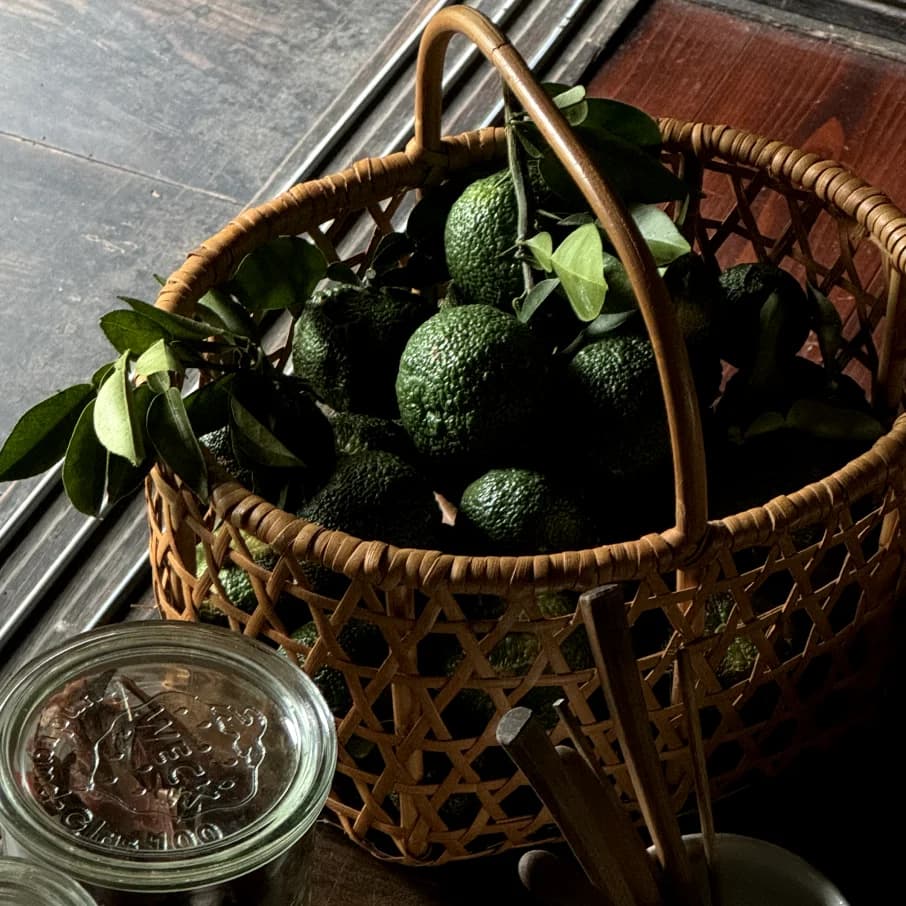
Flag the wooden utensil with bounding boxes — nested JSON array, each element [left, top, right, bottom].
[[677, 647, 719, 906], [496, 707, 636, 906], [579, 585, 701, 906], [554, 700, 663, 906]]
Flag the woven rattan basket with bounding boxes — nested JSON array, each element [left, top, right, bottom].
[[148, 6, 906, 865]]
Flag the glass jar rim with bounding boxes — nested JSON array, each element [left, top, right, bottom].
[[0, 856, 97, 905], [0, 622, 336, 892]]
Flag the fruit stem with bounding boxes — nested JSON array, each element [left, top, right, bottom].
[[504, 87, 535, 298]]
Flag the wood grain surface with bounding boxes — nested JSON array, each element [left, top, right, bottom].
[[588, 0, 906, 201], [0, 0, 417, 440]]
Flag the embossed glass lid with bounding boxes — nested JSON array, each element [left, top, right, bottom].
[[0, 623, 336, 892]]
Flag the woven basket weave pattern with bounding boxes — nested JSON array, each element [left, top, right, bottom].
[[147, 113, 906, 862]]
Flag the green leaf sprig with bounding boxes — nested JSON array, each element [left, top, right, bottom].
[[0, 237, 328, 515], [506, 85, 690, 337]]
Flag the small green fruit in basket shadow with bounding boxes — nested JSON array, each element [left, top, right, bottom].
[[198, 425, 254, 486], [282, 619, 389, 717], [705, 592, 759, 686], [444, 167, 547, 310], [226, 371, 337, 510], [395, 304, 552, 472], [194, 535, 277, 625], [715, 262, 810, 370], [443, 591, 590, 737], [291, 282, 433, 418], [325, 410, 415, 460], [565, 333, 718, 481]]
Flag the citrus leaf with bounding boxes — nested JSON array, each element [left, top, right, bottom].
[[0, 383, 95, 481], [147, 387, 209, 501], [100, 310, 171, 354], [118, 296, 218, 341], [581, 97, 662, 147], [787, 399, 884, 443], [562, 309, 639, 356], [325, 262, 360, 286], [517, 278, 561, 323], [184, 376, 234, 437], [540, 134, 686, 206], [92, 361, 116, 388], [105, 452, 149, 507], [230, 396, 308, 469], [743, 410, 788, 440], [551, 223, 607, 321], [104, 383, 154, 506], [196, 287, 259, 340], [513, 123, 546, 159], [145, 372, 171, 394], [134, 339, 183, 379], [582, 310, 637, 339], [601, 253, 638, 313], [629, 204, 691, 265], [94, 352, 145, 466], [540, 83, 588, 125], [523, 232, 554, 272], [62, 400, 107, 516], [229, 401, 305, 470], [228, 237, 327, 312], [551, 85, 586, 109], [371, 232, 413, 275], [806, 282, 843, 368], [556, 212, 595, 227], [546, 84, 587, 124]]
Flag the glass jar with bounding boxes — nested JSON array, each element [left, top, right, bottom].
[[0, 856, 97, 905], [0, 622, 336, 906]]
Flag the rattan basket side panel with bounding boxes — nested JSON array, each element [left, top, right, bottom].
[[661, 117, 906, 407], [147, 412, 906, 863]]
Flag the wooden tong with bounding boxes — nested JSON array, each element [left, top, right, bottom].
[[497, 707, 659, 906], [579, 585, 701, 906], [499, 583, 720, 906]]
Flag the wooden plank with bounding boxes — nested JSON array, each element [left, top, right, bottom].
[[0, 132, 239, 441], [0, 496, 151, 682], [696, 0, 906, 61], [253, 0, 642, 200], [0, 0, 418, 199], [588, 0, 906, 206], [310, 821, 534, 906]]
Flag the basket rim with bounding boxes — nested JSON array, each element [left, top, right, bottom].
[[151, 118, 906, 593]]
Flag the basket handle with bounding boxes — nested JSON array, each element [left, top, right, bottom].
[[411, 5, 709, 553]]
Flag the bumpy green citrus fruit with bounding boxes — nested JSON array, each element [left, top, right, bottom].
[[291, 282, 433, 417], [444, 169, 523, 310], [395, 304, 551, 471], [457, 468, 590, 555]]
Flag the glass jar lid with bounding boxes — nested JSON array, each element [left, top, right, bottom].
[[0, 856, 96, 905], [0, 622, 336, 893]]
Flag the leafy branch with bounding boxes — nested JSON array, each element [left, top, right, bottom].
[[506, 84, 691, 341], [0, 237, 328, 515]]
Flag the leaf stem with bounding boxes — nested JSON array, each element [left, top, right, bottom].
[[505, 88, 535, 298]]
